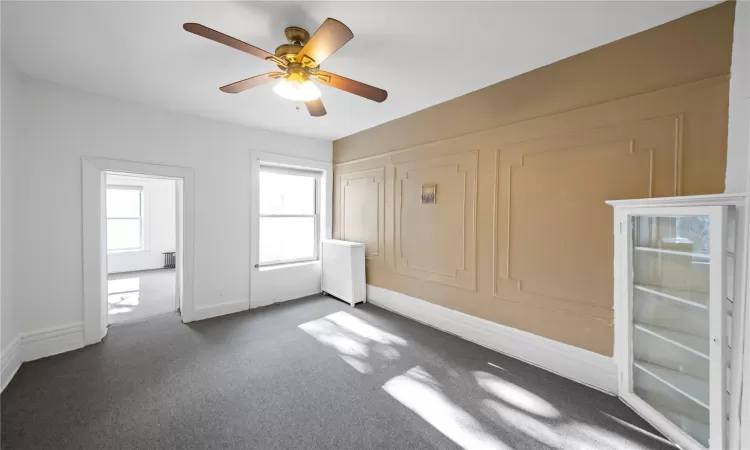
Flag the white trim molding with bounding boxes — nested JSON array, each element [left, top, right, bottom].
[[605, 193, 746, 208], [20, 322, 84, 363], [1, 336, 21, 392], [82, 157, 196, 345], [191, 299, 249, 322], [2, 323, 86, 392], [367, 285, 618, 394]]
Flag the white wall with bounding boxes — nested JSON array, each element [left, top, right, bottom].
[[5, 74, 331, 337], [252, 263, 323, 308], [106, 174, 176, 274], [725, 1, 750, 194], [1, 56, 20, 367]]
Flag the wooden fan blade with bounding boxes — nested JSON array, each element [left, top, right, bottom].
[[220, 73, 283, 94], [305, 98, 327, 117], [183, 23, 276, 62], [316, 71, 387, 103], [297, 18, 353, 67]]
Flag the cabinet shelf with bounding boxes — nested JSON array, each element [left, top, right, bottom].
[[634, 246, 710, 259], [660, 410, 709, 447], [634, 323, 709, 359], [634, 361, 708, 409], [633, 284, 709, 309]]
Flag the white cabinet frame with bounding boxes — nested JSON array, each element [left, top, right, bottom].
[[608, 194, 745, 450]]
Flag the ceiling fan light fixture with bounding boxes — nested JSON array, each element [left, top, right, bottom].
[[273, 73, 321, 102]]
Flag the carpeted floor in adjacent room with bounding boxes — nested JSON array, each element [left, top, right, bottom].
[[1, 295, 676, 450], [107, 268, 177, 324]]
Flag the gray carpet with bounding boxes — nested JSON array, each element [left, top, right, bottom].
[[108, 269, 176, 324], [1, 295, 675, 450]]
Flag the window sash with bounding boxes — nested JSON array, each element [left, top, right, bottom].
[[258, 165, 320, 267], [258, 168, 317, 216], [258, 216, 318, 266], [106, 186, 144, 252], [259, 164, 320, 178], [107, 217, 143, 251], [106, 186, 143, 219]]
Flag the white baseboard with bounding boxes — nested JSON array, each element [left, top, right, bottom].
[[20, 323, 85, 362], [190, 299, 249, 322], [250, 298, 279, 309], [250, 294, 313, 310], [367, 285, 618, 394], [1, 336, 21, 392]]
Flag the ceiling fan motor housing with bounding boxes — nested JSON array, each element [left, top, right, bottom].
[[284, 26, 310, 46], [274, 43, 303, 60], [274, 27, 311, 69]]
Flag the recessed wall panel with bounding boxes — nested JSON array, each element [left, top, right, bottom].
[[340, 168, 385, 263], [394, 152, 477, 291], [495, 116, 682, 318]]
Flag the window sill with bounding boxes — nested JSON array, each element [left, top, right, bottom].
[[258, 260, 319, 272]]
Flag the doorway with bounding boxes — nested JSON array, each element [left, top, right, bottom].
[[81, 157, 195, 346], [105, 173, 179, 324]]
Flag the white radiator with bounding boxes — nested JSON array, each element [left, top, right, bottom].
[[321, 239, 366, 307]]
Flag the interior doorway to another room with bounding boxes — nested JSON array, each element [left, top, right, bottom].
[[105, 173, 180, 324]]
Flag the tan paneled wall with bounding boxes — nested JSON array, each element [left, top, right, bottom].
[[332, 3, 734, 355]]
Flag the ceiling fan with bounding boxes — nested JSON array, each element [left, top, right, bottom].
[[183, 18, 388, 117]]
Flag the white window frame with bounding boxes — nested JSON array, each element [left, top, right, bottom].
[[257, 164, 321, 267], [106, 185, 145, 253]]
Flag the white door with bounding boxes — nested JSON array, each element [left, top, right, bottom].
[[615, 206, 727, 450]]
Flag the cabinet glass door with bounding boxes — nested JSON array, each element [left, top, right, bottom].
[[630, 214, 713, 447]]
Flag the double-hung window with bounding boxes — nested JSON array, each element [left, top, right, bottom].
[[258, 165, 320, 266], [106, 186, 144, 252]]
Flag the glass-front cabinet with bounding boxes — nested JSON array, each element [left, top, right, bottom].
[[607, 195, 744, 450]]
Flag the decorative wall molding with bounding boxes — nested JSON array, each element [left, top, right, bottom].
[[491, 115, 684, 321], [332, 75, 729, 356], [367, 284, 618, 394], [393, 151, 478, 291], [2, 323, 86, 392], [339, 167, 386, 263], [1, 336, 21, 393], [192, 299, 250, 322], [20, 322, 84, 363]]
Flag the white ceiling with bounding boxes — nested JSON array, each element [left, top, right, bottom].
[[1, 1, 715, 140]]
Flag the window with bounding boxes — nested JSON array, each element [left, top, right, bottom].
[[258, 165, 319, 266], [106, 186, 143, 252]]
